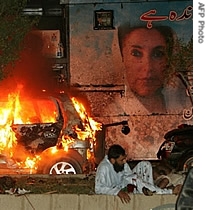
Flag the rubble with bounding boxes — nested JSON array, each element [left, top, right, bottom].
[[0, 174, 95, 195]]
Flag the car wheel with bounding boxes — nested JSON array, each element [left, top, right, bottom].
[[43, 157, 82, 174], [177, 153, 193, 172], [37, 149, 84, 174]]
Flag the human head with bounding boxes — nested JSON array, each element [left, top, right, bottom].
[[118, 25, 175, 97], [107, 144, 127, 173]]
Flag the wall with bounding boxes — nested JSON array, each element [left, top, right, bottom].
[[61, 0, 193, 160], [0, 194, 177, 210]]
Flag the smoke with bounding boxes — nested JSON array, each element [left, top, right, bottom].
[[0, 31, 92, 115], [0, 31, 56, 98]]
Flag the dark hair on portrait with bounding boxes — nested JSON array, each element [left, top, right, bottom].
[[118, 24, 177, 84], [107, 144, 126, 159], [118, 24, 176, 60]]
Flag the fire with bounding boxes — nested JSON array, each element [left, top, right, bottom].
[[71, 97, 102, 145], [61, 135, 76, 152], [0, 89, 102, 174], [19, 156, 41, 170], [59, 97, 102, 156], [71, 97, 102, 139], [0, 93, 21, 156], [0, 90, 58, 171]]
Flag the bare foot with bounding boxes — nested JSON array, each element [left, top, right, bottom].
[[173, 184, 182, 195]]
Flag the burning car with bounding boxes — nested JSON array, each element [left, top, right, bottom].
[[0, 91, 102, 175]]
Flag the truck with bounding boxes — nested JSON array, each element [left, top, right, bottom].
[[0, 0, 193, 174]]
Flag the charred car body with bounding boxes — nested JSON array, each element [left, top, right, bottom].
[[156, 124, 193, 172], [0, 93, 103, 174]]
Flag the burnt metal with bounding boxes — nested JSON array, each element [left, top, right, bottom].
[[12, 122, 62, 154]]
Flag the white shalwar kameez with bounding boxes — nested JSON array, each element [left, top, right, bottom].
[[95, 156, 172, 195]]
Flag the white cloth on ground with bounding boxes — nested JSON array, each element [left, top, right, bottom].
[[131, 161, 172, 194], [95, 157, 172, 195]]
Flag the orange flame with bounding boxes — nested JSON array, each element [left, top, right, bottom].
[[0, 90, 58, 172], [57, 97, 102, 160], [0, 90, 102, 173], [71, 97, 102, 139]]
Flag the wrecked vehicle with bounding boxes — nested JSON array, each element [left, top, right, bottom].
[[0, 92, 102, 175], [156, 124, 193, 172]]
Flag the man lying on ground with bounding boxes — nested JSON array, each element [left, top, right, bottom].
[[95, 144, 182, 204]]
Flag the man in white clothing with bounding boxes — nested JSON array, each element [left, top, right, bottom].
[[95, 144, 181, 203]]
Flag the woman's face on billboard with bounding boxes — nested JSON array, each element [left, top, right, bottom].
[[122, 28, 168, 97]]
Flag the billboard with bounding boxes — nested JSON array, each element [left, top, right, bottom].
[[67, 1, 193, 159]]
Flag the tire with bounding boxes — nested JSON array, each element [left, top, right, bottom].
[[177, 152, 193, 172], [37, 149, 84, 174]]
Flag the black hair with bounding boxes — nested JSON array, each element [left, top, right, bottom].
[[118, 24, 175, 59], [107, 144, 126, 159], [118, 24, 177, 84]]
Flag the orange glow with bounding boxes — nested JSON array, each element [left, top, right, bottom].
[[0, 90, 102, 173], [51, 97, 102, 160], [24, 156, 41, 169], [50, 146, 58, 154], [70, 97, 102, 160], [0, 90, 58, 171], [61, 135, 75, 151], [71, 97, 102, 139]]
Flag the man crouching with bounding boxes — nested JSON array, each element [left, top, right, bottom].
[[95, 144, 181, 204]]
